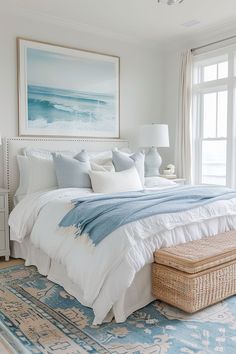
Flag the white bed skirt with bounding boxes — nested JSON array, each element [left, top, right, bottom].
[[10, 238, 154, 323]]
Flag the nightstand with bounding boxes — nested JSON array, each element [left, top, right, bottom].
[[0, 189, 10, 261]]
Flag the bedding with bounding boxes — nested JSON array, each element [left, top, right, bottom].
[[10, 188, 93, 242], [10, 237, 153, 323], [59, 185, 236, 246], [144, 176, 176, 187], [9, 185, 236, 325]]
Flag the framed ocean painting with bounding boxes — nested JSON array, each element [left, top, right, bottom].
[[18, 39, 120, 138]]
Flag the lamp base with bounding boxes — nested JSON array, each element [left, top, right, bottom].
[[144, 147, 162, 177]]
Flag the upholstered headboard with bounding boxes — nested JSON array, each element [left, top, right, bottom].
[[4, 137, 129, 209]]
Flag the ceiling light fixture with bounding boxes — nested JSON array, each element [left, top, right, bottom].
[[182, 19, 201, 27], [158, 0, 184, 5]]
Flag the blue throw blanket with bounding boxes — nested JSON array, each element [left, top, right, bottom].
[[59, 185, 236, 246]]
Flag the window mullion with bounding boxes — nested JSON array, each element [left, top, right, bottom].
[[192, 93, 198, 184], [216, 92, 218, 138], [198, 93, 203, 184], [226, 51, 234, 187]]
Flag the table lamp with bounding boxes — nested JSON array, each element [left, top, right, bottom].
[[139, 124, 169, 176]]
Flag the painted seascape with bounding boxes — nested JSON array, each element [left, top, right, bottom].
[[28, 85, 116, 133], [25, 46, 119, 137]]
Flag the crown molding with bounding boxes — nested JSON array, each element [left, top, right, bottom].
[[3, 4, 236, 53], [2, 6, 160, 49]]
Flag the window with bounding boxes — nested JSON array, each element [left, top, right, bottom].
[[192, 48, 236, 187]]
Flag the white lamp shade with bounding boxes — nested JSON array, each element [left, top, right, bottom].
[[139, 124, 169, 148]]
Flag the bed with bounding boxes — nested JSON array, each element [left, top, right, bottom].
[[5, 137, 236, 325]]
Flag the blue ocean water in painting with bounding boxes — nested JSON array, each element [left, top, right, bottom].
[[27, 85, 117, 132]]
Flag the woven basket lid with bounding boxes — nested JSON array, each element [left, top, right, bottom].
[[154, 230, 236, 274]]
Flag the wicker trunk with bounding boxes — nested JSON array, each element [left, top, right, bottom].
[[152, 231, 236, 313]]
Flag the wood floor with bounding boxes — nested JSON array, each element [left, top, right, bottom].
[[0, 257, 24, 269]]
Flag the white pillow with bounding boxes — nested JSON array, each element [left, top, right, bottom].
[[23, 147, 76, 160], [88, 151, 114, 169], [88, 148, 131, 162], [144, 176, 176, 188], [88, 150, 112, 161], [27, 156, 58, 193], [89, 167, 143, 193], [87, 149, 130, 171], [79, 150, 115, 172], [15, 155, 58, 202], [91, 161, 115, 172], [14, 155, 30, 203]]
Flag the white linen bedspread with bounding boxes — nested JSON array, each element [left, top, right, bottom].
[[9, 187, 236, 324]]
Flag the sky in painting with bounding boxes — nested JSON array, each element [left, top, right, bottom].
[[27, 47, 118, 95]]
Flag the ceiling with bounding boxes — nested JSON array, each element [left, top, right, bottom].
[[3, 0, 236, 45]]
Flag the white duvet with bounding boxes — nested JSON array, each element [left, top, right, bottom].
[[9, 187, 236, 324]]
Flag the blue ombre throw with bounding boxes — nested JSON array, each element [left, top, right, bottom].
[[59, 185, 236, 246]]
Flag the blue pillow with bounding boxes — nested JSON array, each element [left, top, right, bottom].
[[52, 152, 91, 188], [74, 149, 89, 162], [112, 151, 145, 185]]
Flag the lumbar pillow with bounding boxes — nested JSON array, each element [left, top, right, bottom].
[[53, 153, 91, 188], [112, 150, 145, 185], [89, 167, 143, 193]]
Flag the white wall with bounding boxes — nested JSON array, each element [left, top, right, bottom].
[[160, 49, 180, 167], [0, 11, 164, 186]]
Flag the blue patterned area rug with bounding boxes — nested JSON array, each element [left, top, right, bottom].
[[0, 265, 236, 354]]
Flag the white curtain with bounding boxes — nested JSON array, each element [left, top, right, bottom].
[[175, 49, 193, 183]]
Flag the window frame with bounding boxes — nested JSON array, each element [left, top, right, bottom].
[[192, 46, 236, 187]]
